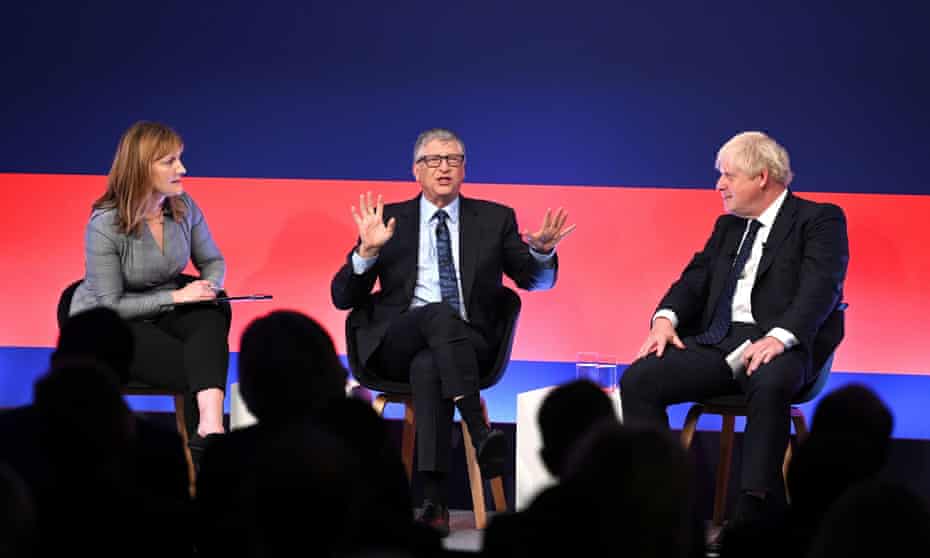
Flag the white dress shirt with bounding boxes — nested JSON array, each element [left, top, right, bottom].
[[655, 189, 798, 349], [351, 195, 554, 322]]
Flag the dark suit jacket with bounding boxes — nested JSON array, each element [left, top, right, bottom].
[[659, 192, 849, 376], [331, 194, 557, 366]]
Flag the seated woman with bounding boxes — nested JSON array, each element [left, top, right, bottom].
[[69, 120, 230, 455]]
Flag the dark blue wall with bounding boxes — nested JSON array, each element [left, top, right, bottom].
[[2, 1, 927, 193]]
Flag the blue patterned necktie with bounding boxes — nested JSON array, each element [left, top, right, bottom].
[[434, 209, 462, 314], [695, 219, 763, 345]]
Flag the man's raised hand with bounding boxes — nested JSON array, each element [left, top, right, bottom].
[[351, 191, 396, 258]]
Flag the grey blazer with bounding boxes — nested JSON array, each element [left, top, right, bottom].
[[69, 193, 225, 320]]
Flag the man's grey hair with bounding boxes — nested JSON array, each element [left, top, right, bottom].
[[716, 131, 794, 186], [413, 128, 466, 164]]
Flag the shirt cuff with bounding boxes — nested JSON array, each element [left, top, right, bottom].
[[530, 246, 556, 267], [766, 327, 798, 349], [652, 309, 679, 329], [351, 250, 377, 275]]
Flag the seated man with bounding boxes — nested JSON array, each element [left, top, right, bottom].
[[331, 128, 574, 536], [620, 131, 849, 527]]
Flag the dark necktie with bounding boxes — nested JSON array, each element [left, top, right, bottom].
[[434, 210, 462, 315], [695, 219, 763, 345]]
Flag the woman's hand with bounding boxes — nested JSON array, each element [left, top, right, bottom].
[[172, 280, 218, 304]]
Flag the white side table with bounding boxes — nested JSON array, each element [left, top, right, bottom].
[[515, 385, 622, 510], [229, 382, 257, 430]]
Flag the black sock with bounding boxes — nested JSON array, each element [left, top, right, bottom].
[[455, 393, 489, 442], [422, 471, 446, 507]]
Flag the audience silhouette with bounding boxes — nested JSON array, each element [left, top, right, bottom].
[[721, 383, 896, 558], [196, 310, 441, 557], [2, 307, 927, 557]]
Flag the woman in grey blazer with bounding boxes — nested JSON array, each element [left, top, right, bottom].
[[70, 121, 231, 454]]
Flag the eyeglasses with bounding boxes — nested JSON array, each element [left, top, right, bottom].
[[416, 154, 465, 168]]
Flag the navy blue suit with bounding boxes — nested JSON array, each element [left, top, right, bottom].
[[621, 192, 849, 493], [332, 194, 557, 472]]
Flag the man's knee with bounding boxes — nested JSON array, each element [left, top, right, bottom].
[[745, 363, 804, 407], [620, 357, 659, 397], [409, 349, 439, 385], [418, 303, 467, 339]]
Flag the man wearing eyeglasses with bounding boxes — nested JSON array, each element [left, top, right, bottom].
[[332, 128, 574, 536]]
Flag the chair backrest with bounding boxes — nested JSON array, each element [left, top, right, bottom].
[[699, 302, 848, 408], [345, 287, 522, 394], [57, 279, 84, 328], [793, 301, 849, 405]]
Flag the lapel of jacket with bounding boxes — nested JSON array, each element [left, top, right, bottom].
[[757, 192, 799, 279], [459, 196, 482, 306], [395, 196, 420, 300], [707, 218, 746, 314]]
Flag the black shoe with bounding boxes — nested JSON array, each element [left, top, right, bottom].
[[188, 432, 222, 472], [713, 510, 787, 557], [416, 501, 450, 538], [474, 428, 508, 479], [711, 492, 784, 554], [732, 491, 783, 525]]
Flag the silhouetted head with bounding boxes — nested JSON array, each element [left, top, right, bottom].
[[808, 480, 930, 558], [560, 423, 697, 558], [789, 383, 895, 498], [53, 307, 133, 386], [238, 310, 347, 423], [537, 379, 617, 477], [34, 359, 135, 455], [811, 383, 893, 452]]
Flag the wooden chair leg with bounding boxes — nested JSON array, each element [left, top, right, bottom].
[[782, 442, 793, 504], [713, 415, 736, 526], [173, 394, 196, 497], [371, 395, 415, 480], [462, 397, 509, 529], [371, 392, 506, 530], [372, 394, 388, 417], [681, 404, 704, 449], [400, 402, 416, 481], [479, 397, 508, 514], [792, 411, 809, 440], [490, 477, 507, 512], [783, 410, 808, 504], [461, 421, 489, 529]]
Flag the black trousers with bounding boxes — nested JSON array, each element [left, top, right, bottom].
[[619, 323, 808, 494], [129, 300, 231, 433], [372, 302, 492, 473]]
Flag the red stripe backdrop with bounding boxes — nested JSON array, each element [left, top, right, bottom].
[[1, 173, 925, 375]]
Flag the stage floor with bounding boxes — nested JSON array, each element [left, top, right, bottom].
[[439, 510, 724, 555]]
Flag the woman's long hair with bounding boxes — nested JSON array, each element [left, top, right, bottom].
[[93, 121, 186, 234]]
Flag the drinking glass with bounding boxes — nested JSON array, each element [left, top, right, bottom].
[[576, 352, 600, 384], [598, 353, 619, 392]]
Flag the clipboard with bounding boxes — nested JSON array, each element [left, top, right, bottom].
[[162, 294, 273, 308]]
